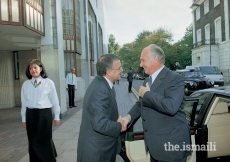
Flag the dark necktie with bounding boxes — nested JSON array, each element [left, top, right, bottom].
[[148, 76, 152, 86], [112, 86, 116, 98]]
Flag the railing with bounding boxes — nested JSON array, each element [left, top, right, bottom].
[[193, 39, 219, 48]]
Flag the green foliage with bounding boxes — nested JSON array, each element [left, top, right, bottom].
[[118, 25, 193, 72], [118, 27, 176, 72], [108, 34, 120, 54], [174, 24, 193, 69]]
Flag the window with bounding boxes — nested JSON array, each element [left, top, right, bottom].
[[62, 0, 74, 52], [204, 0, 209, 15], [196, 7, 200, 20], [196, 56, 201, 64], [14, 51, 19, 80], [196, 29, 201, 45], [64, 53, 75, 76], [189, 92, 210, 126], [75, 0, 81, 54], [25, 0, 44, 34], [98, 24, 103, 57], [51, 0, 58, 49], [62, 0, 81, 53], [205, 24, 210, 44], [0, 0, 22, 24], [214, 0, 220, 7], [215, 17, 222, 43], [88, 21, 94, 76]]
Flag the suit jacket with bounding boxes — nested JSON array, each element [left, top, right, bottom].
[[77, 76, 121, 162], [127, 72, 133, 82], [128, 67, 191, 161]]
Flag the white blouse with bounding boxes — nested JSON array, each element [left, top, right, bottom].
[[21, 76, 60, 122]]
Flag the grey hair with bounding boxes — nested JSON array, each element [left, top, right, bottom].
[[147, 44, 165, 63], [96, 54, 120, 76]]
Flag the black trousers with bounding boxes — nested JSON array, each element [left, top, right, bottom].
[[26, 108, 57, 162], [128, 82, 132, 92], [68, 84, 75, 106], [150, 155, 187, 162]]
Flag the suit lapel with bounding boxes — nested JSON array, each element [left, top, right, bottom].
[[98, 76, 118, 109], [150, 67, 168, 91]]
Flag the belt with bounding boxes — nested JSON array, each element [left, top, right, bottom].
[[27, 107, 50, 109]]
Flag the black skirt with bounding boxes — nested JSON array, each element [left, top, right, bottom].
[[26, 108, 57, 162]]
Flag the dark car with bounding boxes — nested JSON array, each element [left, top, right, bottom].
[[120, 86, 230, 162], [176, 69, 214, 96]]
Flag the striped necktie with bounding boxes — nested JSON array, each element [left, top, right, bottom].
[[112, 86, 116, 98], [148, 76, 152, 86], [34, 79, 39, 88]]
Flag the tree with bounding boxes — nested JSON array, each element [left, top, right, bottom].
[[174, 24, 193, 69], [118, 27, 175, 72], [108, 34, 120, 54]]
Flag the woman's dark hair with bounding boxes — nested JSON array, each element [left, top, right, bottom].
[[96, 54, 120, 76], [25, 59, 48, 79]]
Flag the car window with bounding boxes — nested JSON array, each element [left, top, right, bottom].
[[188, 92, 210, 126], [184, 102, 195, 126], [199, 66, 222, 75], [184, 71, 204, 78]]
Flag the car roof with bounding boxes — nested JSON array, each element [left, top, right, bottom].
[[192, 86, 230, 96], [176, 69, 201, 72]]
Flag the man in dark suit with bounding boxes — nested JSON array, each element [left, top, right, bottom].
[[77, 54, 125, 162], [123, 44, 191, 162], [127, 68, 134, 92]]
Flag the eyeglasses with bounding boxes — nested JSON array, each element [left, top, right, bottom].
[[111, 66, 123, 70]]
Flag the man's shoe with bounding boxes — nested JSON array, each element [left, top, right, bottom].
[[72, 105, 77, 107], [69, 106, 72, 108]]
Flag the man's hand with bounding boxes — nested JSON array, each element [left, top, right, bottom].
[[22, 122, 26, 128], [66, 88, 69, 91], [54, 120, 60, 126], [139, 83, 150, 97], [117, 116, 127, 132], [122, 114, 131, 129]]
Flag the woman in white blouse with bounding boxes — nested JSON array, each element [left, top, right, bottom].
[[21, 59, 60, 162]]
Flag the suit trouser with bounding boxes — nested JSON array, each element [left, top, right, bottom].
[[150, 155, 187, 162], [68, 84, 75, 106], [128, 82, 132, 92]]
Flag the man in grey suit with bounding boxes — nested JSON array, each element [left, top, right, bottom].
[[123, 44, 191, 162], [77, 54, 125, 162]]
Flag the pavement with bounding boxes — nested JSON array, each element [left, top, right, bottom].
[[0, 79, 141, 162]]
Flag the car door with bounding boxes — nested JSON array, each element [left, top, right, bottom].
[[123, 98, 199, 162], [201, 95, 230, 161]]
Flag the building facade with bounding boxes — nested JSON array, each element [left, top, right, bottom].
[[191, 0, 230, 82], [0, 0, 108, 117]]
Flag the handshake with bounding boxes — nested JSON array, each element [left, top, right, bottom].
[[117, 115, 131, 132]]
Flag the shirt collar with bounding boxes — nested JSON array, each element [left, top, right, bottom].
[[32, 76, 42, 82], [103, 76, 114, 89], [150, 65, 165, 79]]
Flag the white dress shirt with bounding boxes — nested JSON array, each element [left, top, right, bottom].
[[149, 65, 165, 84], [21, 76, 61, 122], [66, 72, 78, 89], [103, 76, 114, 89]]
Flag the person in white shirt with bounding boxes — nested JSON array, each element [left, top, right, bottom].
[[21, 59, 60, 162], [65, 68, 77, 108]]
